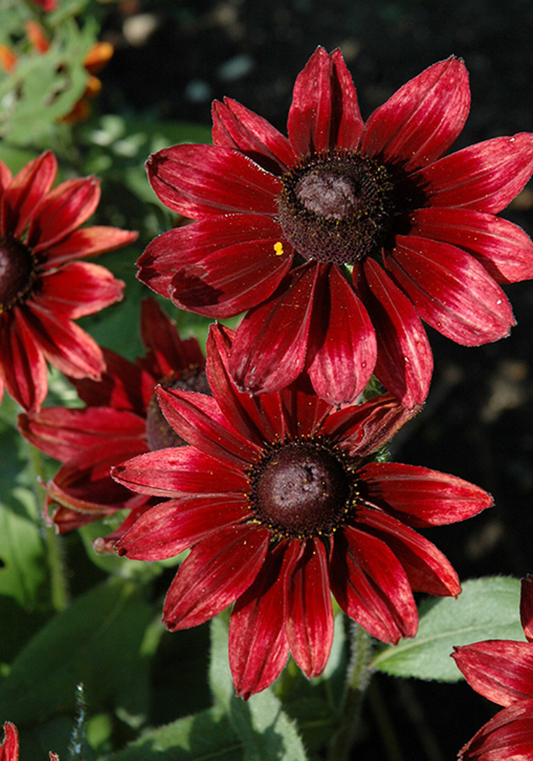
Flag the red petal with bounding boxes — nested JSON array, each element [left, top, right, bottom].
[[410, 207, 533, 285], [229, 263, 318, 395], [417, 133, 533, 213], [212, 97, 296, 172], [362, 57, 470, 170], [287, 46, 364, 155], [286, 539, 333, 678], [358, 462, 492, 527], [73, 348, 152, 413], [24, 301, 106, 379], [112, 446, 248, 498], [18, 406, 146, 462], [0, 161, 13, 195], [163, 523, 269, 630], [458, 700, 533, 761], [1, 151, 56, 237], [387, 235, 514, 345], [36, 262, 124, 319], [28, 176, 101, 250], [138, 215, 291, 318], [116, 494, 250, 560], [357, 258, 432, 408], [321, 392, 420, 458], [453, 642, 533, 707], [156, 386, 260, 466], [355, 506, 460, 597], [44, 226, 138, 266], [522, 577, 533, 644], [139, 298, 205, 378], [330, 524, 418, 643], [146, 144, 281, 219], [0, 722, 19, 761], [0, 308, 47, 412], [307, 264, 376, 405], [229, 540, 297, 698]]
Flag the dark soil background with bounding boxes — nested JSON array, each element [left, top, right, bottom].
[[97, 1, 533, 758]]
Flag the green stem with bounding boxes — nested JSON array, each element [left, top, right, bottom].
[[26, 437, 69, 612], [327, 620, 373, 761]]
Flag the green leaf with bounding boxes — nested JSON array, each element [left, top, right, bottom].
[[209, 617, 308, 761], [110, 706, 242, 761], [371, 576, 524, 681], [0, 577, 154, 724]]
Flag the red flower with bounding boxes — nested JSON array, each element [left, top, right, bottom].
[[112, 322, 492, 698], [0, 151, 137, 411], [453, 576, 533, 760], [18, 299, 207, 549], [138, 47, 533, 408], [0, 722, 59, 761]]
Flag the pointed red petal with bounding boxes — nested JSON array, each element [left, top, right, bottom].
[[36, 262, 124, 319], [117, 494, 250, 560], [307, 264, 376, 405], [163, 523, 269, 630], [387, 235, 514, 345], [112, 446, 248, 498], [28, 177, 101, 250], [458, 700, 533, 761], [229, 263, 318, 395], [0, 161, 13, 195], [409, 207, 533, 285], [72, 348, 151, 413], [138, 215, 291, 318], [321, 392, 420, 458], [522, 577, 533, 644], [362, 57, 470, 170], [229, 540, 297, 699], [1, 151, 56, 237], [139, 298, 204, 377], [357, 258, 432, 408], [212, 97, 296, 172], [44, 226, 138, 266], [0, 308, 47, 412], [288, 46, 364, 154], [146, 144, 281, 219], [355, 506, 460, 597], [453, 641, 533, 707], [286, 539, 333, 678], [0, 722, 19, 761], [418, 133, 533, 214], [330, 525, 418, 643], [359, 462, 492, 527]]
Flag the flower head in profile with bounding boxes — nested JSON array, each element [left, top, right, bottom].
[[453, 576, 533, 760], [18, 298, 207, 549], [113, 323, 492, 698], [0, 722, 59, 761], [0, 151, 137, 411], [138, 47, 533, 409]]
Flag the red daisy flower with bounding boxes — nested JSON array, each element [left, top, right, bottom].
[[138, 47, 533, 409], [18, 298, 207, 549], [453, 576, 533, 760], [0, 151, 137, 411], [112, 322, 492, 698]]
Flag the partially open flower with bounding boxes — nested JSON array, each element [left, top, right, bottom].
[[139, 47, 533, 408], [18, 299, 207, 548], [112, 322, 492, 698]]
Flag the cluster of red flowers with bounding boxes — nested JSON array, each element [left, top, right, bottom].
[[5, 45, 533, 755]]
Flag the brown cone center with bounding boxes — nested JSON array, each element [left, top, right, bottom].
[[0, 236, 36, 312]]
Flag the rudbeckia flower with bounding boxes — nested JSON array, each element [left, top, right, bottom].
[[139, 47, 533, 408], [18, 298, 207, 548], [0, 151, 137, 411], [112, 322, 492, 698], [453, 576, 533, 760]]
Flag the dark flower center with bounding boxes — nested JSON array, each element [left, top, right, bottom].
[[249, 439, 355, 538], [0, 236, 37, 313], [145, 366, 210, 451], [277, 151, 395, 265]]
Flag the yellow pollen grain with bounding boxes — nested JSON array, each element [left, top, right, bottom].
[[274, 241, 284, 256]]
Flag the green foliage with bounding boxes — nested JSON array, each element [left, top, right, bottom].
[[371, 577, 524, 681]]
